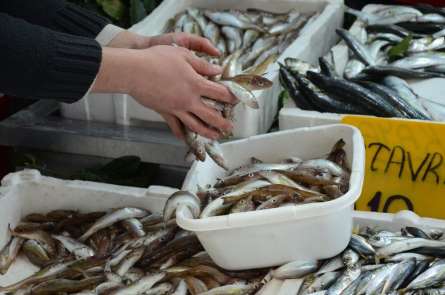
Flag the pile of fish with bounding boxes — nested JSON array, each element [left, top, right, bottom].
[[166, 7, 319, 71], [3, 208, 445, 295], [249, 225, 445, 295], [167, 7, 322, 169], [280, 4, 445, 120], [0, 208, 269, 294], [167, 139, 350, 219]]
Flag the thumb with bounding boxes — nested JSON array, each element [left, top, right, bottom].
[[186, 54, 222, 76]]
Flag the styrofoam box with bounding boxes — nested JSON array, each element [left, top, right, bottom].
[[179, 124, 365, 270], [61, 0, 344, 138], [279, 4, 445, 130], [0, 169, 177, 288], [1, 171, 444, 293], [266, 209, 445, 294]]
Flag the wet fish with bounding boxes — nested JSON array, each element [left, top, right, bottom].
[[204, 11, 262, 31], [272, 260, 318, 279], [79, 208, 148, 241], [0, 237, 24, 275], [218, 80, 259, 109]]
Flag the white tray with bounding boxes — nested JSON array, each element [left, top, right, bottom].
[[279, 4, 445, 130], [0, 170, 177, 287], [61, 0, 344, 138]]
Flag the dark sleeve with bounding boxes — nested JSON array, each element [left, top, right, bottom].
[[0, 13, 102, 103], [0, 0, 110, 38]]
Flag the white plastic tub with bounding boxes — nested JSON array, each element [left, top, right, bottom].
[[279, 4, 445, 129], [0, 170, 177, 287], [179, 124, 365, 270], [61, 0, 344, 138]]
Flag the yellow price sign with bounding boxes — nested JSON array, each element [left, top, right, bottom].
[[341, 115, 445, 219]]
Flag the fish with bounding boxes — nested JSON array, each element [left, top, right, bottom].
[[31, 276, 104, 295], [205, 141, 228, 170], [109, 272, 166, 295], [184, 130, 207, 162], [381, 258, 416, 293], [79, 208, 148, 242], [326, 265, 361, 295], [272, 260, 318, 279], [225, 74, 273, 91], [121, 218, 146, 238], [204, 11, 262, 31], [203, 22, 220, 45], [306, 71, 403, 117], [336, 28, 375, 66], [163, 191, 201, 222], [52, 234, 95, 259], [406, 262, 445, 290], [0, 237, 24, 274], [22, 239, 51, 267], [218, 80, 259, 109], [221, 26, 243, 54], [242, 29, 260, 49], [377, 238, 445, 258], [222, 50, 243, 79], [115, 247, 145, 277], [382, 76, 431, 119], [10, 228, 57, 257], [349, 234, 375, 257]]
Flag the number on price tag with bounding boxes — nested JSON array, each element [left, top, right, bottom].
[[341, 115, 445, 219]]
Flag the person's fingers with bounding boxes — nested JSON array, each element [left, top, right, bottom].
[[191, 102, 233, 132], [161, 113, 185, 140], [176, 112, 220, 140], [186, 54, 222, 77], [197, 78, 238, 104], [176, 33, 220, 56]]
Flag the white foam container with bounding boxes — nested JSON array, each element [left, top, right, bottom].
[[279, 4, 445, 129], [1, 171, 445, 293], [61, 0, 344, 138], [264, 209, 445, 294], [179, 124, 365, 270], [0, 169, 177, 287]]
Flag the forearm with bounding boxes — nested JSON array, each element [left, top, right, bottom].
[[0, 0, 109, 38], [92, 47, 136, 94], [0, 13, 101, 103]]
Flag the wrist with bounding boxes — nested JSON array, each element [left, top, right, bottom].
[[92, 47, 139, 95]]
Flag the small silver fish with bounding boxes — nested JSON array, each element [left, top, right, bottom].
[[52, 234, 95, 259], [221, 26, 242, 53], [0, 237, 24, 275], [218, 80, 259, 109], [163, 191, 201, 222], [204, 11, 262, 31], [272, 260, 318, 279], [79, 208, 148, 242]]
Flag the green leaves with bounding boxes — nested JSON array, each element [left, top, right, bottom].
[[388, 35, 413, 61], [96, 0, 125, 20], [130, 0, 147, 25], [68, 0, 162, 28]]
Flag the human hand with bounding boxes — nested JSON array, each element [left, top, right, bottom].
[[93, 46, 236, 140], [108, 31, 220, 57]]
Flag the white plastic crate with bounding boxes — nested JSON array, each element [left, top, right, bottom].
[[61, 0, 344, 138], [279, 4, 445, 129]]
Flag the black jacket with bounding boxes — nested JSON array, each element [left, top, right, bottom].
[[0, 0, 110, 102]]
